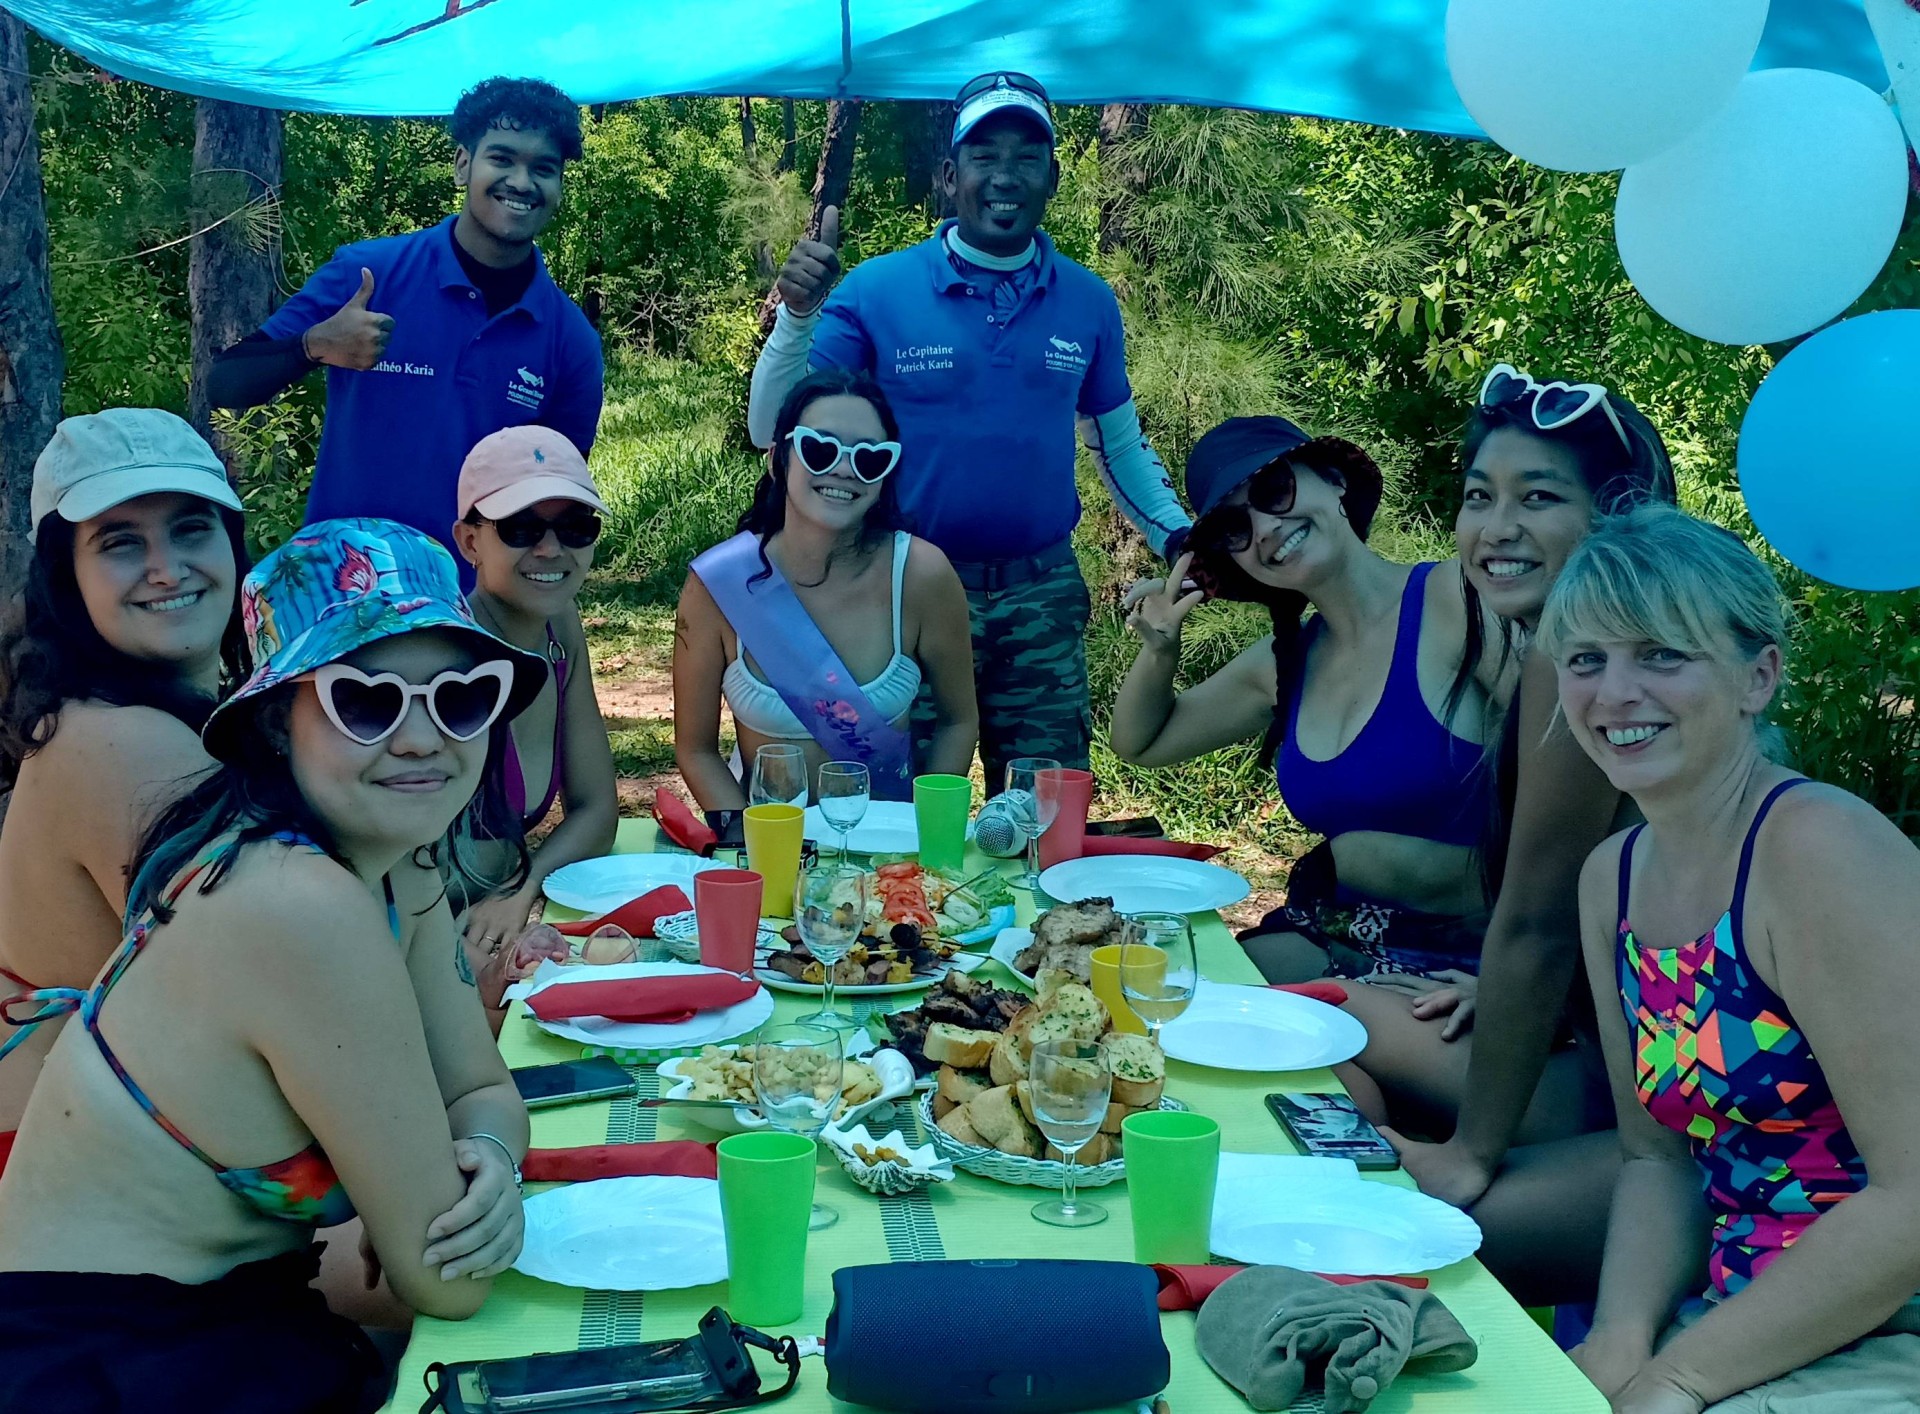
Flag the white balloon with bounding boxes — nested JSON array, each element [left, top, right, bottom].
[[1446, 0, 1769, 172], [1615, 69, 1909, 347]]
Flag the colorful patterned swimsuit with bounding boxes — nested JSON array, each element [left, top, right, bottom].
[[5, 833, 388, 1228], [1617, 778, 1866, 1296]]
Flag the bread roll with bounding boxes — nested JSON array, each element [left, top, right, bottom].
[[932, 1094, 957, 1122], [937, 1104, 988, 1148], [1014, 1080, 1036, 1126], [1102, 1032, 1166, 1107], [1046, 1133, 1113, 1166], [1100, 1099, 1136, 1135], [923, 1022, 995, 1069], [988, 1029, 1029, 1086], [968, 1085, 1044, 1158], [1025, 983, 1109, 1055], [936, 1065, 992, 1105]]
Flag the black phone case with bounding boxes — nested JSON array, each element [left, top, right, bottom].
[[1267, 1092, 1400, 1170]]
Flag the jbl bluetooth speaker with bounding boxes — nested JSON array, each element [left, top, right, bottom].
[[823, 1260, 1168, 1412]]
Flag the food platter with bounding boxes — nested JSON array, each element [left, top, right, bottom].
[[754, 950, 989, 997], [655, 1035, 916, 1134]]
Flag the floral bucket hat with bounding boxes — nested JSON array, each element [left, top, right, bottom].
[[202, 518, 548, 763]]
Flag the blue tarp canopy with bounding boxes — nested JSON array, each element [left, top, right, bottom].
[[8, 0, 1889, 132]]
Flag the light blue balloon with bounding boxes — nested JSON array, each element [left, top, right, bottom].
[[1739, 310, 1920, 591]]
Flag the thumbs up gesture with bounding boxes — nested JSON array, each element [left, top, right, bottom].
[[775, 205, 842, 317], [303, 267, 395, 371]]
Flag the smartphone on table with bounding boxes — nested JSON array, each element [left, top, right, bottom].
[[510, 1056, 638, 1110], [1266, 1091, 1400, 1170]]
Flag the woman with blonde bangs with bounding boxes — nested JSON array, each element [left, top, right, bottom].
[[1543, 507, 1920, 1412]]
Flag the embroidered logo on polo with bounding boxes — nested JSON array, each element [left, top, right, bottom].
[[892, 343, 955, 375], [506, 366, 547, 410], [1044, 334, 1088, 376]]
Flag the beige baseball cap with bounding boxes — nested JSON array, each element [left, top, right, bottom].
[[31, 408, 243, 543], [457, 425, 607, 521]]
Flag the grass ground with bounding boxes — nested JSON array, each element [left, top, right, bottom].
[[574, 348, 1388, 928]]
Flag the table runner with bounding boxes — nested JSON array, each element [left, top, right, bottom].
[[385, 820, 1604, 1413]]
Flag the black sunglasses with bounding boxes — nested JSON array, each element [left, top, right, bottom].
[[955, 71, 1050, 107], [1189, 458, 1299, 556], [478, 508, 603, 549]]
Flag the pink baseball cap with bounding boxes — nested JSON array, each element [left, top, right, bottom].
[[457, 425, 607, 521]]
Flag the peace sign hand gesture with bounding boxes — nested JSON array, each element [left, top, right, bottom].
[[1123, 552, 1205, 654]]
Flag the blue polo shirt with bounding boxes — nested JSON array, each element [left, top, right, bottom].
[[808, 222, 1132, 564], [263, 216, 603, 570]]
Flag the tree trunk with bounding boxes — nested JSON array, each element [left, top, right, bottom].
[[0, 13, 63, 591], [739, 97, 775, 284], [901, 100, 955, 218], [1097, 102, 1152, 258], [760, 98, 862, 333], [777, 99, 797, 174], [188, 98, 283, 472]]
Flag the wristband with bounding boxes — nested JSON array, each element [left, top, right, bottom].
[[299, 327, 320, 365], [465, 1131, 524, 1190]]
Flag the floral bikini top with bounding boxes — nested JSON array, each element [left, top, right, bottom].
[[2, 832, 387, 1228]]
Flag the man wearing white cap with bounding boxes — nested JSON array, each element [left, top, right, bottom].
[[746, 73, 1189, 790]]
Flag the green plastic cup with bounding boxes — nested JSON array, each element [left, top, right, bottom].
[[1121, 1110, 1222, 1264], [913, 773, 972, 873], [717, 1131, 816, 1325]]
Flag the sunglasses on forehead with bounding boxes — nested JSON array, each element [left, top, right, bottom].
[[307, 661, 515, 746], [1478, 363, 1632, 455], [786, 426, 902, 484], [955, 71, 1050, 107], [475, 507, 603, 549], [1189, 457, 1299, 557]]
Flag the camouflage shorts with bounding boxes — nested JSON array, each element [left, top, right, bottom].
[[912, 559, 1091, 790]]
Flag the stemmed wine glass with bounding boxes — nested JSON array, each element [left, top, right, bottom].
[[1004, 757, 1062, 892], [750, 744, 809, 808], [794, 863, 866, 1031], [1028, 1040, 1113, 1227], [752, 1022, 844, 1231], [816, 761, 871, 860], [1119, 912, 1198, 1053]]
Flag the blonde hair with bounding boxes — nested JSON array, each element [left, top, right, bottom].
[[1539, 506, 1790, 752]]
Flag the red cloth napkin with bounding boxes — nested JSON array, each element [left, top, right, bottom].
[[551, 884, 691, 939], [1270, 981, 1351, 1006], [654, 788, 717, 855], [526, 972, 760, 1025], [523, 1140, 718, 1183], [1152, 1264, 1429, 1311], [1080, 836, 1224, 861]]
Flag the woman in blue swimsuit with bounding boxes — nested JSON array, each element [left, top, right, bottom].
[[0, 519, 548, 1410]]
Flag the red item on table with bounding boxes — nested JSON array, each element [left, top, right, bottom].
[[1271, 981, 1351, 1007], [525, 972, 759, 1025], [873, 861, 938, 933], [1036, 768, 1095, 869], [522, 1140, 718, 1183], [551, 885, 691, 940], [1079, 836, 1225, 862], [694, 868, 764, 972], [0, 1129, 15, 1178], [654, 788, 718, 855], [1152, 1264, 1429, 1312]]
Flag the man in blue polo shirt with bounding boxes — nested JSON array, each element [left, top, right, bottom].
[[747, 72, 1189, 791], [210, 77, 602, 576]]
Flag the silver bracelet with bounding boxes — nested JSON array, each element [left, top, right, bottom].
[[466, 1131, 524, 1190]]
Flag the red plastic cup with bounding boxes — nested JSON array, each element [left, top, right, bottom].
[[695, 868, 763, 973], [1037, 768, 1095, 870]]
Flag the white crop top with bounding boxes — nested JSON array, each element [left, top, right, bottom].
[[721, 531, 923, 741]]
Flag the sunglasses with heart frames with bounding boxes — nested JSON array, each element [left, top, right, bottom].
[[306, 661, 515, 746], [1477, 363, 1632, 455], [477, 509, 603, 550], [1190, 458, 1300, 557], [786, 427, 902, 484]]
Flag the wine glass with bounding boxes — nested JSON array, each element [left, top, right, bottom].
[[750, 744, 809, 808], [1004, 758, 1062, 892], [816, 761, 871, 860], [1029, 1040, 1113, 1227], [1120, 912, 1197, 1048], [751, 1022, 843, 1231], [794, 863, 866, 1031]]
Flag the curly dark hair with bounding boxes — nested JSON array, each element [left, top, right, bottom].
[[451, 76, 584, 162], [0, 506, 251, 794], [738, 367, 910, 588]]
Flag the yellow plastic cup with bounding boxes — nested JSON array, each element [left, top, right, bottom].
[[743, 803, 805, 917], [1089, 942, 1166, 1036]]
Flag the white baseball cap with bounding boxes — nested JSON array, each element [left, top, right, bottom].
[[951, 72, 1055, 147], [31, 409, 243, 543]]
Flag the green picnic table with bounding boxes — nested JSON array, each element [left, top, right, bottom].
[[384, 819, 1605, 1413]]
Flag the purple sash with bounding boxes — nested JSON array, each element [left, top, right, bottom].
[[693, 532, 913, 796]]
